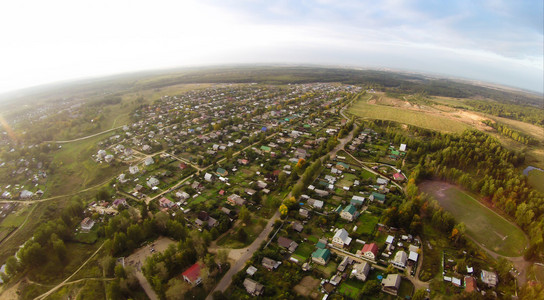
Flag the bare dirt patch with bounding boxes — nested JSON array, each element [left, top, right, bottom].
[[294, 276, 321, 299], [125, 236, 176, 269]]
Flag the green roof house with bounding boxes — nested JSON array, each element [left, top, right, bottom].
[[216, 167, 228, 176], [370, 192, 386, 203], [312, 248, 331, 265], [260, 146, 271, 153], [336, 162, 350, 170], [340, 204, 359, 221]]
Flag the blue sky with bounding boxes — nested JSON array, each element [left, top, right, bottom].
[[0, 0, 542, 93]]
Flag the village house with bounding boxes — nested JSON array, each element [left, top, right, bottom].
[[381, 274, 401, 295], [262, 257, 281, 270], [159, 197, 175, 210], [80, 217, 95, 232], [129, 165, 139, 174], [311, 248, 331, 265], [337, 256, 352, 272], [314, 189, 329, 197], [350, 195, 365, 206], [393, 172, 405, 181], [465, 276, 477, 293], [299, 208, 310, 219], [243, 278, 264, 296], [377, 177, 389, 185], [175, 191, 190, 200], [204, 173, 213, 182], [246, 266, 257, 276], [292, 222, 304, 232], [351, 261, 370, 281], [340, 204, 359, 221], [391, 251, 407, 269], [332, 228, 352, 248], [357, 243, 378, 260], [147, 177, 159, 188], [277, 236, 298, 252], [307, 198, 324, 209], [216, 167, 228, 177], [227, 194, 246, 206], [335, 161, 349, 171], [112, 198, 127, 209], [182, 263, 202, 285], [370, 192, 386, 203], [144, 157, 154, 166], [481, 270, 498, 287]]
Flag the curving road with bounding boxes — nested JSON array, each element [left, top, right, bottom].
[[206, 211, 281, 299]]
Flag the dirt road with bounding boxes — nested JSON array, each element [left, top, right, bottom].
[[206, 211, 281, 299], [125, 237, 177, 300]]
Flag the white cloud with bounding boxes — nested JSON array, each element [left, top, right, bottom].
[[0, 0, 542, 93]]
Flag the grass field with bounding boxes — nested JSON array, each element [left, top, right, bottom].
[[355, 213, 380, 236], [420, 181, 527, 257], [45, 134, 124, 196], [293, 242, 314, 260], [527, 169, 544, 194], [349, 101, 470, 133]]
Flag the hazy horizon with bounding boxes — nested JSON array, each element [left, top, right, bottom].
[[1, 0, 542, 94]]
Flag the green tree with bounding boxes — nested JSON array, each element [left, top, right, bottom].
[[239, 206, 251, 224]]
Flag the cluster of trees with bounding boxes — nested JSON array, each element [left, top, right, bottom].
[[142, 240, 198, 298], [385, 126, 544, 258], [291, 158, 324, 199], [483, 120, 538, 145], [2, 200, 84, 282], [466, 100, 544, 126]]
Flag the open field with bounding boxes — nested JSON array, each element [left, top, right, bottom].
[[349, 97, 470, 133], [45, 134, 124, 196], [528, 169, 544, 193], [420, 181, 527, 257]]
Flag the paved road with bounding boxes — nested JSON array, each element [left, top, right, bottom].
[[206, 210, 281, 299]]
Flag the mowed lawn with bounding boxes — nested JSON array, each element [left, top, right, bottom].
[[421, 182, 527, 257], [349, 101, 469, 133]]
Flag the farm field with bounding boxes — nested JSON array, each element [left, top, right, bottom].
[[349, 100, 470, 133], [420, 181, 527, 257]]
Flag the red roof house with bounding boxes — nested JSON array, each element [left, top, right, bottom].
[[393, 173, 405, 181], [361, 243, 379, 260], [464, 276, 477, 293], [182, 263, 202, 285]]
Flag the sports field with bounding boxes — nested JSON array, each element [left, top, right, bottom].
[[420, 181, 527, 257], [349, 101, 469, 133]]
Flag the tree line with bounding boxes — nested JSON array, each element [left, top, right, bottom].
[[382, 124, 543, 259], [482, 120, 538, 145]]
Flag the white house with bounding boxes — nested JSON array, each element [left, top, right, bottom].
[[391, 251, 407, 269], [129, 165, 139, 174], [80, 217, 95, 232], [340, 204, 358, 222], [332, 228, 352, 248], [147, 177, 159, 188], [351, 261, 370, 281]]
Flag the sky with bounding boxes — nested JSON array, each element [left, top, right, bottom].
[[0, 0, 542, 94]]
